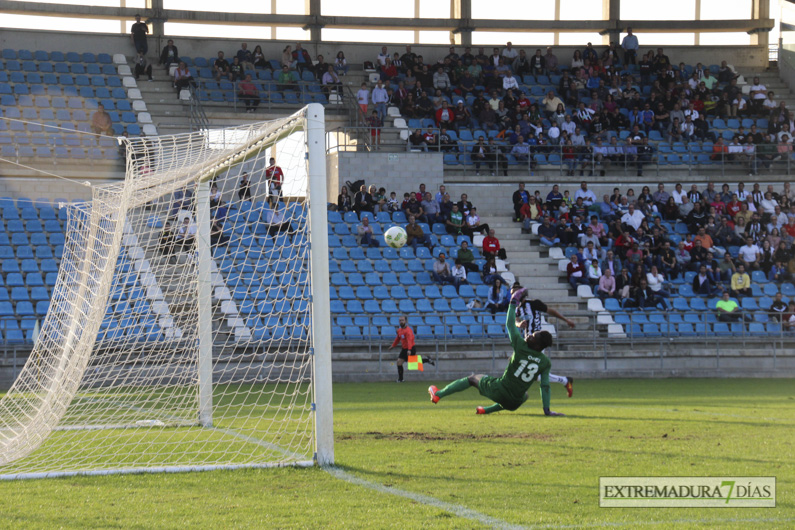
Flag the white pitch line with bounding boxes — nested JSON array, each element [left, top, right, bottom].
[[324, 466, 527, 530], [526, 516, 794, 529]]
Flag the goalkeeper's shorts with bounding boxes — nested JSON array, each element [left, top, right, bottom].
[[477, 376, 524, 411]]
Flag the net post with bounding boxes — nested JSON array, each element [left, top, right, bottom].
[[306, 103, 334, 466], [196, 180, 214, 427]]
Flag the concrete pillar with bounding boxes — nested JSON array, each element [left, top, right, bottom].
[[452, 0, 473, 47], [147, 0, 165, 55], [603, 0, 621, 46], [754, 0, 770, 48], [306, 0, 322, 43]]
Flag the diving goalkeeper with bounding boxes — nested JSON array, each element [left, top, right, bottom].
[[428, 288, 565, 416]]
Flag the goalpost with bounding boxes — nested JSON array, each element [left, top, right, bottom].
[[0, 104, 333, 479]]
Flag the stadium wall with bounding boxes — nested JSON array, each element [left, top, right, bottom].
[[0, 28, 769, 69], [335, 152, 443, 197]]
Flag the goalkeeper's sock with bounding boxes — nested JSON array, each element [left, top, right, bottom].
[[482, 403, 504, 414], [397, 365, 404, 382], [436, 377, 471, 398], [548, 373, 568, 385]]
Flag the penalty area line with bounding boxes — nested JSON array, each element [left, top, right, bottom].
[[324, 466, 526, 530]]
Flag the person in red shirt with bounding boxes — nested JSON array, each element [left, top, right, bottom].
[[389, 315, 434, 382], [435, 101, 455, 129], [265, 157, 284, 208], [725, 194, 742, 218], [482, 229, 507, 260]]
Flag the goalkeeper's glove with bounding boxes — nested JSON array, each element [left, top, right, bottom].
[[544, 408, 565, 416], [510, 288, 526, 304]]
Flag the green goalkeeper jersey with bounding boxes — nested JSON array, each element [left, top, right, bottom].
[[497, 303, 552, 408]]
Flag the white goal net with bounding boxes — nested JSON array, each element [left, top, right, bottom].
[[0, 104, 333, 479]]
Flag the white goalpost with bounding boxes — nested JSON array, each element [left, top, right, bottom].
[[0, 104, 333, 479]]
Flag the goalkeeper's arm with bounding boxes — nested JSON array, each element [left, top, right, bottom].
[[539, 369, 563, 416]]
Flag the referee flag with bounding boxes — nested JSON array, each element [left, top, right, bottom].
[[407, 355, 424, 371]]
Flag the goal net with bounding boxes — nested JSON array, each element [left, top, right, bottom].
[[0, 104, 333, 479]]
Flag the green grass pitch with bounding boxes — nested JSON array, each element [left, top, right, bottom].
[[0, 378, 792, 528]]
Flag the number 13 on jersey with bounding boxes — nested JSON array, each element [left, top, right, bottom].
[[513, 359, 539, 382]]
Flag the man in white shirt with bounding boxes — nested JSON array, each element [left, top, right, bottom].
[[749, 76, 767, 114], [561, 115, 577, 136], [621, 204, 645, 232], [502, 71, 519, 92], [760, 192, 778, 215], [542, 91, 564, 116], [451, 259, 468, 292], [671, 183, 686, 205], [574, 181, 597, 206], [738, 237, 761, 270], [376, 46, 390, 67], [501, 42, 519, 64]]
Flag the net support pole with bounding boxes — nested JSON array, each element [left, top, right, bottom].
[[306, 103, 334, 466], [196, 180, 214, 427]]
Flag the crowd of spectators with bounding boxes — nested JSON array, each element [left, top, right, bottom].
[[355, 40, 793, 175], [335, 182, 511, 290], [515, 180, 795, 318]]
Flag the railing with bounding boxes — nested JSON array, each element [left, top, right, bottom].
[[188, 84, 210, 132], [192, 79, 341, 115], [329, 310, 795, 366], [325, 130, 795, 176], [769, 44, 780, 63]]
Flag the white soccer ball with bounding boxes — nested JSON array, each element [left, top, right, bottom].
[[384, 226, 408, 249]]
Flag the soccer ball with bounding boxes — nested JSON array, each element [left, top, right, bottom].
[[384, 226, 408, 248]]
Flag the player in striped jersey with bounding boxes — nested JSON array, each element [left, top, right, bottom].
[[512, 284, 575, 397]]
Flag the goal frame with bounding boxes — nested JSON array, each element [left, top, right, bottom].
[[0, 103, 334, 479]]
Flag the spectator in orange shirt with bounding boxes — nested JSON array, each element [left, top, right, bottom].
[[482, 229, 507, 260], [389, 315, 434, 382]]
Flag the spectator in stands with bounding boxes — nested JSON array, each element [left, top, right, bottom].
[[277, 65, 296, 91], [646, 265, 670, 299], [177, 217, 196, 250], [403, 195, 426, 223], [597, 268, 615, 300], [321, 66, 342, 96], [471, 137, 489, 175], [173, 61, 195, 96], [769, 292, 788, 321], [574, 181, 597, 207], [566, 254, 589, 290], [406, 215, 432, 250], [333, 51, 348, 76], [367, 111, 382, 146], [486, 278, 509, 314], [159, 39, 179, 72], [90, 103, 113, 136], [233, 42, 254, 72], [130, 14, 149, 54], [445, 204, 464, 235], [450, 259, 468, 292], [482, 257, 504, 285], [291, 43, 312, 75], [337, 186, 352, 212], [738, 236, 761, 270], [212, 51, 231, 81], [237, 74, 260, 113], [235, 172, 251, 201], [620, 204, 644, 234], [693, 264, 723, 296], [134, 51, 153, 81], [432, 253, 454, 285], [749, 77, 767, 115], [620, 28, 639, 65], [159, 221, 178, 264], [354, 217, 378, 248], [729, 263, 752, 298], [769, 260, 791, 283], [421, 192, 443, 225], [512, 183, 530, 222], [264, 208, 291, 236], [537, 217, 561, 247], [716, 291, 750, 322], [457, 240, 479, 273], [229, 56, 244, 81], [519, 197, 543, 230], [586, 259, 602, 286], [372, 81, 388, 123], [632, 278, 666, 310], [482, 229, 506, 261], [463, 207, 489, 238], [353, 184, 373, 214]]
